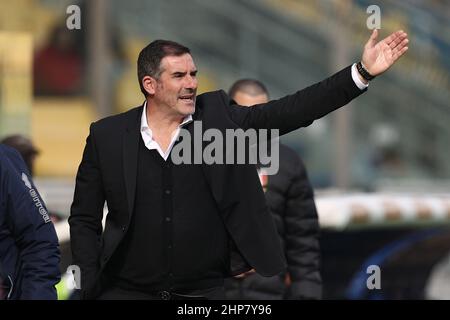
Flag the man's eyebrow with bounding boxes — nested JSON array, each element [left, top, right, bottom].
[[172, 70, 198, 75]]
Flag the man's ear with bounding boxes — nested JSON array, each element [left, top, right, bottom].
[[142, 76, 157, 95]]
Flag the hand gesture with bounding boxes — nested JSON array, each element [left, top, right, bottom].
[[362, 29, 409, 76]]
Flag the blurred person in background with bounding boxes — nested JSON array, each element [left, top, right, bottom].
[[224, 79, 322, 300], [33, 2, 126, 99], [34, 25, 83, 96], [1, 135, 39, 177], [69, 29, 408, 300], [0, 144, 60, 299], [1, 135, 65, 223]]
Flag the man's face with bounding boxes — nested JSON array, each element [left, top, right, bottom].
[[232, 91, 268, 107], [153, 53, 198, 117]]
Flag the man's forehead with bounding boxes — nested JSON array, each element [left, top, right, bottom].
[[161, 53, 196, 71]]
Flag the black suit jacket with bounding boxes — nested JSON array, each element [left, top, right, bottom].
[[69, 65, 365, 299]]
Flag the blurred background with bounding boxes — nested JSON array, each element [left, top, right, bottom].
[[0, 0, 449, 299]]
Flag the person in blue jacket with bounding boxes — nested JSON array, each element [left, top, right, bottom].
[[0, 144, 60, 299]]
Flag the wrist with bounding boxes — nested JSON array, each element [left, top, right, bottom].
[[357, 61, 376, 82], [356, 68, 369, 85]]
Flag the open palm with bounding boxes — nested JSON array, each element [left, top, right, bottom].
[[362, 29, 409, 76]]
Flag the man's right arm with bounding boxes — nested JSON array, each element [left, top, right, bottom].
[[227, 29, 408, 134], [226, 65, 365, 135], [68, 124, 105, 298]]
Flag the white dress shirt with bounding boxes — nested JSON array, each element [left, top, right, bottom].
[[351, 63, 370, 90], [140, 101, 193, 161]]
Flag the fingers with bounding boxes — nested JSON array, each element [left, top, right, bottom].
[[388, 32, 408, 49], [392, 38, 409, 54], [393, 46, 408, 61], [383, 30, 403, 44], [366, 29, 379, 48], [383, 30, 407, 47]]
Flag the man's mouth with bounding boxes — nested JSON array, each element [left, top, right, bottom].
[[179, 94, 195, 102]]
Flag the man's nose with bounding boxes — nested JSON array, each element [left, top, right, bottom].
[[185, 75, 197, 89]]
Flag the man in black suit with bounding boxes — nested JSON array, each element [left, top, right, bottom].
[[69, 30, 409, 299], [224, 79, 322, 300]]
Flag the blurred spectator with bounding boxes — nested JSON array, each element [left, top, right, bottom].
[[34, 25, 83, 96], [1, 135, 39, 176], [0, 144, 60, 299], [369, 123, 406, 178], [1, 134, 64, 223], [224, 79, 322, 300], [33, 2, 126, 102]]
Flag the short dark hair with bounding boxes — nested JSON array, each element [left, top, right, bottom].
[[228, 79, 269, 100], [137, 39, 191, 97]]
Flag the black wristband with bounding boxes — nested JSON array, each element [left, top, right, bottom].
[[356, 61, 376, 81]]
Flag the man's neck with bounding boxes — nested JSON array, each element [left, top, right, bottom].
[[146, 101, 184, 134]]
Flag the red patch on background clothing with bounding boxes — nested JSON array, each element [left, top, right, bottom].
[[258, 169, 269, 192]]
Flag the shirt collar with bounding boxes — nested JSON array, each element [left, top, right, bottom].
[[140, 101, 193, 136]]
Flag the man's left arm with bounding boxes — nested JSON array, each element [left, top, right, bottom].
[[228, 30, 408, 133]]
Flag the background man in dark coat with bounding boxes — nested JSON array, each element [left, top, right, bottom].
[[224, 79, 322, 300]]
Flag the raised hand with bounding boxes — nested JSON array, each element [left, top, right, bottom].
[[362, 29, 409, 76]]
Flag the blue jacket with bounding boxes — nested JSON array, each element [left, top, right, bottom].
[[0, 144, 60, 299]]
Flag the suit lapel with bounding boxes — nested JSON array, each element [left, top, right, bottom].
[[123, 106, 142, 219]]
